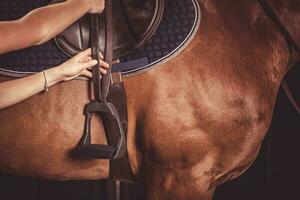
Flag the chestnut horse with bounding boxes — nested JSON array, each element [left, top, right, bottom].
[[0, 0, 299, 199]]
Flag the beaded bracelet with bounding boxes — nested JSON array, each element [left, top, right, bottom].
[[42, 71, 49, 92]]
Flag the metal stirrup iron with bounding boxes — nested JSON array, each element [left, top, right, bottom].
[[76, 0, 126, 160]]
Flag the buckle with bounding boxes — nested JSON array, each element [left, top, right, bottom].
[[76, 101, 126, 160]]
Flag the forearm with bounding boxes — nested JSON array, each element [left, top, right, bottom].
[[25, 0, 91, 45], [0, 0, 91, 53], [0, 68, 63, 110], [0, 46, 102, 110]]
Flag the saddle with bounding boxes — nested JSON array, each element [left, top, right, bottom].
[[55, 0, 164, 58], [0, 0, 199, 77], [52, 0, 164, 180]]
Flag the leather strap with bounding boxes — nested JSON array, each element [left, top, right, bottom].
[[90, 14, 102, 102], [258, 0, 300, 54], [108, 78, 137, 182], [281, 80, 300, 113], [76, 0, 127, 160], [101, 0, 114, 101], [91, 0, 114, 102]]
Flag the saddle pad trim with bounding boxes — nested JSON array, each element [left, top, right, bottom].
[[122, 0, 201, 78]]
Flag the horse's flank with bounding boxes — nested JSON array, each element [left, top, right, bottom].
[[0, 0, 299, 199]]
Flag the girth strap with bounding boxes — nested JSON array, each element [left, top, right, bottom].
[[76, 0, 127, 160]]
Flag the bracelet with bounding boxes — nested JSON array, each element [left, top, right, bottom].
[[42, 71, 49, 92]]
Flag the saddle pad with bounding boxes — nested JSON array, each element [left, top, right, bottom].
[[0, 0, 201, 78]]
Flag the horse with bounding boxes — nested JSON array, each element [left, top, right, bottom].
[[0, 0, 299, 199]]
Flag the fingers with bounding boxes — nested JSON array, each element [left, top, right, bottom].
[[75, 48, 92, 60], [89, 0, 105, 14], [98, 52, 104, 60], [82, 56, 92, 63], [80, 69, 93, 78], [113, 59, 120, 64], [80, 50, 103, 61], [100, 67, 107, 74], [79, 68, 105, 79], [75, 49, 110, 76], [79, 59, 109, 75], [99, 59, 109, 69], [76, 48, 104, 60], [97, 52, 109, 70], [81, 59, 98, 70], [77, 49, 107, 67]]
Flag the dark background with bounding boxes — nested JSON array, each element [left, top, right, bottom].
[[0, 63, 299, 200]]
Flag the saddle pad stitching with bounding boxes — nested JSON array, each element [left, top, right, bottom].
[[0, 68, 88, 81], [0, 68, 33, 77], [0, 0, 201, 80]]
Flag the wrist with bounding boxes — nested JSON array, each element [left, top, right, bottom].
[[68, 0, 91, 12], [76, 0, 92, 12], [44, 67, 65, 87]]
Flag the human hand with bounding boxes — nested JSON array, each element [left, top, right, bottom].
[[57, 48, 109, 81], [88, 0, 105, 13]]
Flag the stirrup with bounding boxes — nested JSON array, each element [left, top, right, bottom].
[[76, 101, 126, 160]]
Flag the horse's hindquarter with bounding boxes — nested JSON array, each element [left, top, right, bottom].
[[124, 0, 290, 199], [0, 77, 109, 180]]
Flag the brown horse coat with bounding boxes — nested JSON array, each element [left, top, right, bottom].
[[0, 0, 299, 199]]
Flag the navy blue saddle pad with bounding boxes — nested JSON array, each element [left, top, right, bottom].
[[0, 0, 200, 78]]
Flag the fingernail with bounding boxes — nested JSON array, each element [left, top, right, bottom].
[[93, 60, 98, 65]]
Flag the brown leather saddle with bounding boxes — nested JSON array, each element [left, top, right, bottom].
[[55, 0, 164, 59], [52, 0, 164, 164]]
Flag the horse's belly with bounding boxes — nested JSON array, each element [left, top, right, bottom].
[[0, 80, 109, 180]]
